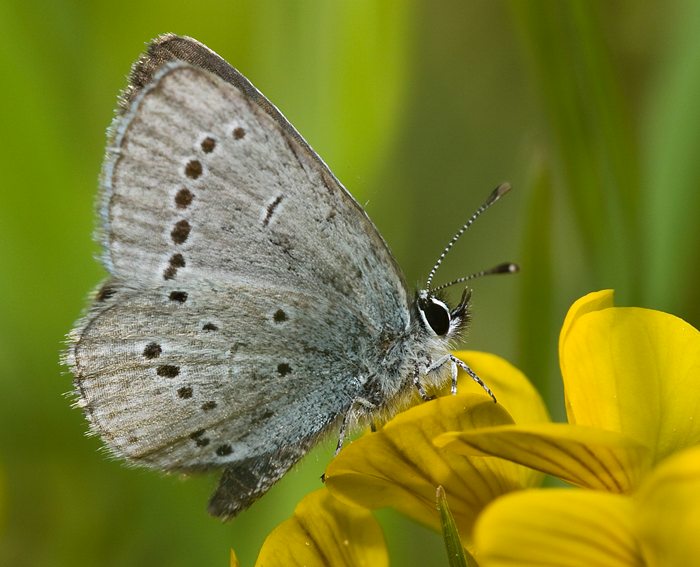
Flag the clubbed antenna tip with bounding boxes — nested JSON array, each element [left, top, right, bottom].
[[492, 182, 511, 200], [492, 262, 519, 275], [430, 261, 519, 293]]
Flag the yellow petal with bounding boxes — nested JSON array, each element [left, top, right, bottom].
[[447, 351, 550, 425], [559, 290, 615, 423], [474, 489, 643, 567], [325, 395, 541, 537], [255, 488, 387, 567], [436, 423, 651, 493], [230, 549, 240, 567], [635, 446, 700, 566], [560, 293, 700, 463], [559, 290, 615, 383]]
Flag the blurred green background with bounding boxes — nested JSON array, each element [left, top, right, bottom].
[[2, 1, 699, 565]]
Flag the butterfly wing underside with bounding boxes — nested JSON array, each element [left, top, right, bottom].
[[67, 35, 409, 517], [72, 283, 370, 518]]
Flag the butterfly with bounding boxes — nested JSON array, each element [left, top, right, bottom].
[[65, 34, 516, 519]]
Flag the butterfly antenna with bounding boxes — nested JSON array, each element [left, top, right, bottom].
[[425, 182, 512, 290], [430, 262, 519, 293]]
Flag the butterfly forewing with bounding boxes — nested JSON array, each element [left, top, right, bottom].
[[103, 56, 406, 325]]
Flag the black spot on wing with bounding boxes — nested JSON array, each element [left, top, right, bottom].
[[184, 159, 203, 179], [143, 342, 162, 359], [171, 220, 191, 244], [175, 188, 194, 209], [201, 136, 216, 153]]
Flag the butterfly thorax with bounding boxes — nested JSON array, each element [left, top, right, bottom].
[[354, 287, 471, 424]]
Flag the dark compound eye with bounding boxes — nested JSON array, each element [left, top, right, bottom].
[[421, 296, 451, 336]]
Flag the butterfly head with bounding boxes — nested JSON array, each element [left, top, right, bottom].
[[416, 287, 471, 339], [416, 183, 518, 341]]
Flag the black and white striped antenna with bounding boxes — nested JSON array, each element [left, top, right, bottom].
[[425, 183, 516, 291]]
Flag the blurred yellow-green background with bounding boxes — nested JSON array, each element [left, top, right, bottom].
[[2, 1, 699, 565]]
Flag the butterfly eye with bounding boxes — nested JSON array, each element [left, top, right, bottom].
[[419, 296, 451, 336]]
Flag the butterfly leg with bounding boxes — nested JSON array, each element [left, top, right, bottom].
[[426, 355, 497, 402], [335, 397, 375, 455], [413, 362, 435, 401], [450, 356, 459, 395], [450, 355, 497, 402], [425, 355, 458, 394]]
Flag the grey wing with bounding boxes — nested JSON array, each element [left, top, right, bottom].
[[101, 34, 408, 329], [70, 35, 412, 518], [68, 280, 368, 517]]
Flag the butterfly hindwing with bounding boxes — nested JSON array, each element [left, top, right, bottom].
[[70, 281, 367, 470]]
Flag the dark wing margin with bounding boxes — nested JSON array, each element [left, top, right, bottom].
[[208, 445, 306, 519]]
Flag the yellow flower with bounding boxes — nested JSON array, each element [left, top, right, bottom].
[[434, 290, 700, 564], [250, 488, 388, 567], [324, 351, 550, 540], [472, 445, 700, 566]]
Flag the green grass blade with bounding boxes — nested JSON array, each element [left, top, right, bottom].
[[436, 486, 477, 567], [509, 0, 642, 302], [643, 0, 700, 323], [518, 162, 562, 414]]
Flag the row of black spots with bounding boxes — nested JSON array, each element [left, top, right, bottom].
[[171, 153, 202, 261], [177, 386, 193, 399], [141, 341, 210, 401], [169, 290, 188, 303], [174, 135, 216, 210], [168, 155, 197, 279], [200, 136, 216, 153], [188, 431, 231, 457], [143, 342, 162, 359], [145, 347, 213, 402], [175, 188, 194, 209], [168, 140, 208, 277], [167, 169, 189, 277], [166, 137, 213, 282], [163, 253, 186, 280], [156, 364, 180, 378], [171, 219, 191, 244], [216, 444, 232, 456], [189, 429, 210, 447], [184, 159, 203, 180]]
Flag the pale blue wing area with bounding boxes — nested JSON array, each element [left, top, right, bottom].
[[69, 280, 373, 471]]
